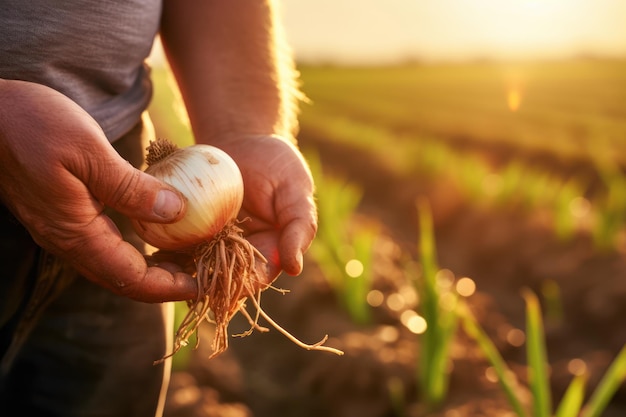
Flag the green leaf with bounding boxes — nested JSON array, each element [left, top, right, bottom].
[[460, 302, 528, 417], [415, 198, 458, 406], [522, 289, 552, 417], [581, 345, 626, 417], [555, 373, 587, 417]]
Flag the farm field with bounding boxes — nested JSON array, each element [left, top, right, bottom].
[[298, 60, 626, 169], [149, 59, 626, 417]]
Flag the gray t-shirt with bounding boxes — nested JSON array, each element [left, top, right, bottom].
[[0, 0, 162, 142]]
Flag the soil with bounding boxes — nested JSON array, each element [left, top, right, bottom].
[[162, 131, 626, 417]]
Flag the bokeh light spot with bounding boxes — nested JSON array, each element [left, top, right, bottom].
[[401, 310, 427, 334], [456, 277, 476, 297], [345, 259, 364, 277], [568, 358, 587, 376], [386, 293, 406, 311], [378, 325, 400, 343], [506, 328, 526, 347], [485, 366, 499, 383], [366, 289, 384, 307], [436, 268, 455, 289]]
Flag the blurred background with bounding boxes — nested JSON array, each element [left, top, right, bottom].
[[150, 2, 626, 416]]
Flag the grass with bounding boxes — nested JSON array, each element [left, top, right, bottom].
[[589, 148, 626, 250], [306, 151, 378, 325], [414, 199, 459, 408], [460, 290, 626, 417], [460, 301, 528, 417], [301, 106, 608, 245]]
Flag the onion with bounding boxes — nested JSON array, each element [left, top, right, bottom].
[[134, 140, 243, 251], [133, 139, 343, 361]]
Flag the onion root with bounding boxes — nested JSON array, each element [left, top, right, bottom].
[[154, 220, 344, 364]]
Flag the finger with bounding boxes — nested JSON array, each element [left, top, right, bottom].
[[245, 231, 281, 288], [67, 214, 197, 303], [278, 218, 317, 276], [80, 147, 186, 224], [276, 197, 318, 276], [147, 251, 196, 276]]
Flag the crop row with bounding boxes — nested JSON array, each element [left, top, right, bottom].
[[298, 59, 626, 168]]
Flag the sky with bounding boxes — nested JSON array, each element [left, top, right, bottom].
[[279, 0, 626, 64]]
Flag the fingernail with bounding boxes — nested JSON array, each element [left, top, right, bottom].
[[293, 250, 304, 276], [297, 250, 303, 268], [154, 189, 184, 219]]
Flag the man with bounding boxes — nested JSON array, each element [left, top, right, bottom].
[[0, 1, 317, 415]]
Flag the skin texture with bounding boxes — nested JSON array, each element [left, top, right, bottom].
[[0, 0, 316, 302], [0, 80, 195, 303]]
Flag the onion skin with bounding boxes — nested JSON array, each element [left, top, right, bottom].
[[132, 144, 244, 251]]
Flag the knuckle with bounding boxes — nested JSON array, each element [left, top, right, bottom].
[[33, 222, 84, 255]]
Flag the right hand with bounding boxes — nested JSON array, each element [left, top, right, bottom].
[[0, 79, 197, 303]]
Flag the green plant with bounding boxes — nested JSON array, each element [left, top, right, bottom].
[[460, 301, 528, 417], [414, 199, 459, 408], [553, 179, 586, 242], [540, 279, 564, 327], [590, 149, 626, 251], [306, 151, 378, 325], [461, 288, 626, 417]]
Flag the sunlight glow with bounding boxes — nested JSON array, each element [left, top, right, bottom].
[[507, 88, 522, 112], [282, 0, 626, 63]]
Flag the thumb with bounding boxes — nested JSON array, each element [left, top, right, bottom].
[[85, 147, 186, 223]]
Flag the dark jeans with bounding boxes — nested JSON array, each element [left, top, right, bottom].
[[0, 116, 172, 417]]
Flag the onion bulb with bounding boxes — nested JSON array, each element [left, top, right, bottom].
[[134, 140, 243, 251], [133, 139, 343, 361]]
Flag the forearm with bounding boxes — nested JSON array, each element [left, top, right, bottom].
[[159, 0, 302, 144]]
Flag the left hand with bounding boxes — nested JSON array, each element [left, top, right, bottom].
[[213, 134, 318, 286], [149, 134, 317, 289]]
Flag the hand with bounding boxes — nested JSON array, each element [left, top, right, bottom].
[[0, 80, 197, 303], [207, 134, 317, 287]]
